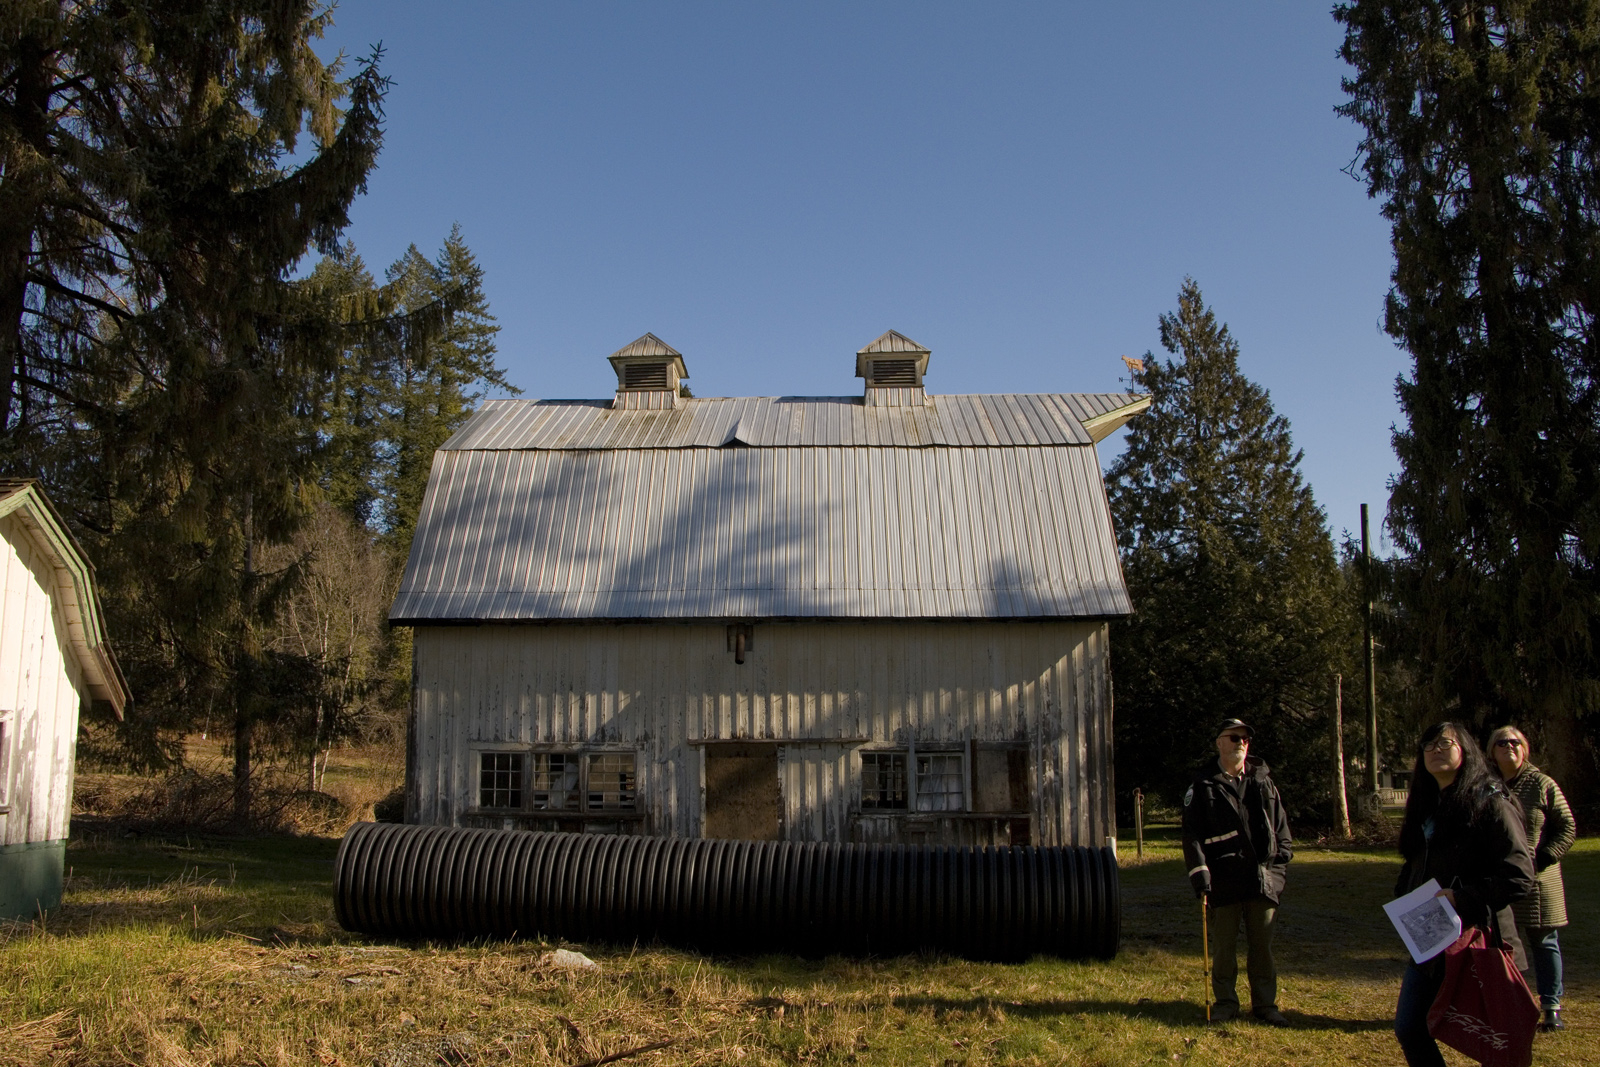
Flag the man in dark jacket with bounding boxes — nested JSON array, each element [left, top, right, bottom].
[[1182, 718, 1293, 1026]]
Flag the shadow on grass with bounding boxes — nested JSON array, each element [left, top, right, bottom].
[[47, 829, 347, 945], [1119, 849, 1417, 981], [888, 994, 1393, 1032]]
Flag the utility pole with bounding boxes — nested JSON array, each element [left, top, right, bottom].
[[1361, 504, 1380, 806], [1332, 673, 1350, 838]]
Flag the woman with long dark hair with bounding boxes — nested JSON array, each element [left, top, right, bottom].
[[1393, 722, 1534, 1067]]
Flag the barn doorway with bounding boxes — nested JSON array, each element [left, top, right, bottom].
[[704, 744, 781, 840]]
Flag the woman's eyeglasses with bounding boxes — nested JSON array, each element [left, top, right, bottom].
[[1423, 738, 1460, 753], [1494, 738, 1524, 749]]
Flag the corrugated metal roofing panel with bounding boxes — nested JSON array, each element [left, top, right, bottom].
[[392, 446, 1130, 622], [438, 393, 1146, 451]]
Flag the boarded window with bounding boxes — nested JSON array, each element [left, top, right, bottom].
[[972, 746, 1030, 813], [915, 753, 965, 812], [531, 752, 580, 810], [861, 753, 908, 810], [586, 753, 638, 811], [479, 752, 523, 809], [704, 745, 780, 840]]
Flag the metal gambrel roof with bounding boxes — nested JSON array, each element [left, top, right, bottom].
[[391, 444, 1131, 622], [441, 393, 1146, 451], [394, 391, 1146, 623]]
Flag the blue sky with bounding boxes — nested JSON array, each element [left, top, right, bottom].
[[315, 2, 1404, 549]]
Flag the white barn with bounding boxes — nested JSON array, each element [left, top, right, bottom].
[[392, 333, 1145, 847], [0, 481, 129, 920]]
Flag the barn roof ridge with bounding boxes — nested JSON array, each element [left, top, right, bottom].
[[441, 392, 1150, 451]]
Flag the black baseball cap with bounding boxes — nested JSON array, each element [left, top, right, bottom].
[[1213, 719, 1253, 739]]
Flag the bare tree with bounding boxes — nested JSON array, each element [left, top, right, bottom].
[[263, 503, 394, 790]]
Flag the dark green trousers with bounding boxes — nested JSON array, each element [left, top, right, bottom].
[[1209, 898, 1278, 1013]]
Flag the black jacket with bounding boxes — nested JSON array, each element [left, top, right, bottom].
[[1395, 780, 1535, 935], [1181, 756, 1293, 906]]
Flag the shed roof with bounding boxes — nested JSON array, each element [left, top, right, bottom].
[[0, 481, 130, 717], [395, 391, 1147, 624]]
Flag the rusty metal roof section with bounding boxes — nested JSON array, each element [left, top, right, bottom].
[[395, 390, 1145, 623]]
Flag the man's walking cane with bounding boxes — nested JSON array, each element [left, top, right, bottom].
[[1201, 895, 1211, 1022]]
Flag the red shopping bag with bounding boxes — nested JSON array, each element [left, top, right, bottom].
[[1427, 926, 1539, 1067]]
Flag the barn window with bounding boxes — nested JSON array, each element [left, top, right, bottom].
[[915, 753, 965, 812], [479, 752, 523, 809], [861, 753, 908, 810], [586, 753, 638, 811], [530, 752, 580, 810]]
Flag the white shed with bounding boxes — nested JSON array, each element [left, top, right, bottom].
[[392, 333, 1146, 848], [0, 481, 129, 920]]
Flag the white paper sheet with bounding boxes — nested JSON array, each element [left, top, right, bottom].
[[1384, 878, 1463, 964]]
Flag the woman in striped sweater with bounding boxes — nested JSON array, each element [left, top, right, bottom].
[[1488, 725, 1577, 1033]]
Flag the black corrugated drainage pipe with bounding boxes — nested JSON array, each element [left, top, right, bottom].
[[334, 823, 1120, 961]]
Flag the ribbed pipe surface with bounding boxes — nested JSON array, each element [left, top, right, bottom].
[[334, 823, 1120, 960]]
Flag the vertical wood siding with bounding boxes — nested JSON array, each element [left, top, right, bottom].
[[410, 620, 1113, 846], [0, 515, 88, 846]]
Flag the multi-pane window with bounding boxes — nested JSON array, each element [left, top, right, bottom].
[[587, 753, 638, 811], [861, 753, 908, 810], [477, 748, 637, 815], [861, 749, 971, 813], [479, 752, 523, 809], [915, 753, 965, 812], [531, 753, 580, 810]]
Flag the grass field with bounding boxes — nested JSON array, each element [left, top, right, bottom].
[[2, 825, 1594, 1066]]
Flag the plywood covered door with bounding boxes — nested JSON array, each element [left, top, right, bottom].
[[704, 744, 780, 840]]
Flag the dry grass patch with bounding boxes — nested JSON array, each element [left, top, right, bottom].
[[1, 828, 1594, 1066]]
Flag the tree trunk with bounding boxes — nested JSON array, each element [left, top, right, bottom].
[[233, 491, 256, 828], [232, 711, 252, 829]]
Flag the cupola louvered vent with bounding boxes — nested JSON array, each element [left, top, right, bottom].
[[624, 362, 670, 389], [869, 359, 919, 387], [856, 330, 931, 405], [608, 333, 688, 408]]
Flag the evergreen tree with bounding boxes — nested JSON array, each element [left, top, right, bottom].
[[1337, 2, 1600, 796], [315, 226, 514, 556], [1, 1, 387, 823], [1108, 280, 1347, 817]]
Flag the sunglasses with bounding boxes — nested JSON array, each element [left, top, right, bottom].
[[1494, 738, 1524, 749], [1219, 734, 1250, 744]]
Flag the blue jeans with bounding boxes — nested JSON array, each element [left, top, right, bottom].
[[1520, 925, 1564, 1010], [1395, 961, 1446, 1067]]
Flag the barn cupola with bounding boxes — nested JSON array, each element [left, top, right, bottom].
[[856, 330, 931, 406], [609, 333, 689, 410]]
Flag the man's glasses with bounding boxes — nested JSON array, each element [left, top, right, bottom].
[[1494, 738, 1524, 749], [1220, 734, 1250, 744], [1423, 738, 1460, 753]]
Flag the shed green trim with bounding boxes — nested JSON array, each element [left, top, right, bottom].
[[0, 839, 66, 920], [0, 480, 129, 717]]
